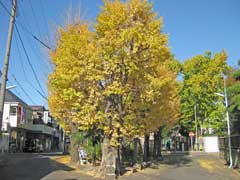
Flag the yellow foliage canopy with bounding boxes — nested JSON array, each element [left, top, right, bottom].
[[48, 0, 180, 144]]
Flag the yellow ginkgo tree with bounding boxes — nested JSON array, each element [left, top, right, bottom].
[[48, 0, 180, 176], [48, 23, 104, 161]]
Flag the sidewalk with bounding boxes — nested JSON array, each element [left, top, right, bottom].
[[121, 152, 240, 180]]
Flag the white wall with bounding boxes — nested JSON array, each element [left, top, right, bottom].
[[2, 104, 10, 131], [1, 102, 32, 131], [204, 136, 219, 152], [43, 111, 49, 124], [9, 113, 18, 128], [1, 103, 18, 130], [9, 103, 18, 128]]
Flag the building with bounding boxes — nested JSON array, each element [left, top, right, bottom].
[[0, 89, 63, 153], [29, 105, 64, 152], [1, 89, 32, 152]]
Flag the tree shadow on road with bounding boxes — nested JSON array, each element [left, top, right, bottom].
[[0, 154, 75, 180], [121, 152, 192, 176], [150, 152, 192, 169]]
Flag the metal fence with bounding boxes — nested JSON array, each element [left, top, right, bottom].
[[219, 135, 240, 168]]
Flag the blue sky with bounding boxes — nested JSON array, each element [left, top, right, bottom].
[[0, 0, 239, 107]]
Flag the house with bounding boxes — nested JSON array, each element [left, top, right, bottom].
[[29, 105, 64, 152], [0, 89, 63, 153], [1, 89, 32, 152]]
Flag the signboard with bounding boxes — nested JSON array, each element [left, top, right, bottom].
[[189, 132, 195, 137], [43, 111, 49, 124]]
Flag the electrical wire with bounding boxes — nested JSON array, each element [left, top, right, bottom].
[[15, 31, 50, 96], [14, 31, 48, 102], [1, 0, 49, 103], [15, 24, 47, 98], [7, 78, 22, 100], [28, 0, 42, 39], [12, 75, 36, 104], [18, 1, 53, 72], [0, 0, 51, 50], [1, 0, 53, 73], [14, 31, 28, 81], [39, 0, 49, 32], [0, 0, 11, 16]]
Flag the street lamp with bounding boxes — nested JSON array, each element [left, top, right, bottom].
[[6, 85, 16, 90], [215, 76, 232, 168]]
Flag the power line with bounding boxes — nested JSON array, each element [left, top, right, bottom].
[[14, 31, 28, 80], [0, 1, 48, 100], [15, 24, 47, 97], [0, 0, 48, 105], [7, 77, 22, 99], [14, 30, 48, 102], [19, 28, 52, 74], [28, 0, 42, 39], [12, 75, 36, 104], [24, 34, 53, 73], [39, 0, 49, 32], [26, 0, 52, 72], [1, 0, 53, 74], [0, 0, 11, 16], [16, 1, 53, 73], [0, 0, 51, 50]]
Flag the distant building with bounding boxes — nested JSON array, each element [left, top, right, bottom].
[[29, 105, 64, 152]]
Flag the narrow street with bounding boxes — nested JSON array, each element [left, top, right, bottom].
[[121, 152, 240, 180], [0, 152, 239, 180], [0, 153, 98, 180]]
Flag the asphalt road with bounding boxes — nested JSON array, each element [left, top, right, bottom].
[[0, 152, 239, 180], [121, 152, 240, 180], [0, 153, 97, 180]]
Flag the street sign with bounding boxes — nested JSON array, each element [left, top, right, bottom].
[[189, 132, 195, 137]]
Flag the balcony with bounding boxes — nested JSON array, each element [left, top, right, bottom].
[[19, 123, 59, 137]]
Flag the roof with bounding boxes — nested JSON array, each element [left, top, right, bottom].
[[5, 89, 29, 107]]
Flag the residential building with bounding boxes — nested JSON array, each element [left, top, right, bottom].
[[1, 89, 32, 152], [29, 105, 64, 152], [0, 89, 63, 153]]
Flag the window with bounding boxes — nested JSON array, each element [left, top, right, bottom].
[[10, 106, 17, 116]]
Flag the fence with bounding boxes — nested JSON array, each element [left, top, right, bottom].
[[219, 135, 240, 168]]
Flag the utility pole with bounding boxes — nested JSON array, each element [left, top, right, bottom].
[[0, 0, 17, 131], [194, 104, 198, 150], [224, 76, 233, 168], [214, 75, 233, 168]]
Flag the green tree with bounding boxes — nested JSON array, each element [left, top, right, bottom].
[[228, 60, 240, 111], [227, 60, 240, 134], [180, 51, 229, 136]]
